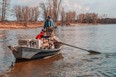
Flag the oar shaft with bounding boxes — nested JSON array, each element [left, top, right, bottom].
[[59, 42, 88, 51], [58, 42, 101, 54]]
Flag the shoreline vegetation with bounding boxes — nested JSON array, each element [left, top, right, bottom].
[[0, 22, 43, 29], [0, 19, 116, 29], [0, 0, 116, 29]]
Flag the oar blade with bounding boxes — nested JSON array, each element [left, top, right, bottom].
[[88, 50, 101, 54]]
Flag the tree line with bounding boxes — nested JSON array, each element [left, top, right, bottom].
[[12, 6, 39, 22], [0, 0, 116, 25], [0, 0, 62, 22], [60, 10, 116, 24]]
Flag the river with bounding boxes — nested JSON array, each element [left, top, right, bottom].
[[0, 24, 116, 77]]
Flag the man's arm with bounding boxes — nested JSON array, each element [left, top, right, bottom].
[[50, 20, 54, 27], [44, 21, 47, 29]]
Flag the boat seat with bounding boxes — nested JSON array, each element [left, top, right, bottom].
[[41, 35, 50, 39]]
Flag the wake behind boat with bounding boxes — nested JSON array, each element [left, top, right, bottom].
[[8, 37, 63, 60]]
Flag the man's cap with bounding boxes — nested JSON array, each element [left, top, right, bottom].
[[48, 16, 51, 19]]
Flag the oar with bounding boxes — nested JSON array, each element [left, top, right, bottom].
[[58, 42, 101, 54]]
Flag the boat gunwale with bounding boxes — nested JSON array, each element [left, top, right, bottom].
[[15, 45, 63, 52]]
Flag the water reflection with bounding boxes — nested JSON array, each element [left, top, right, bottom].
[[7, 54, 63, 77]]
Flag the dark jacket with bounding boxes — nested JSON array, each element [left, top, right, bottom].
[[44, 19, 54, 29]]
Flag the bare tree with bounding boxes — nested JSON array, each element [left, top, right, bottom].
[[40, 2, 48, 21], [0, 0, 2, 15], [40, 0, 62, 22], [13, 5, 39, 22], [77, 13, 99, 23], [61, 8, 66, 23], [52, 0, 62, 22], [32, 7, 39, 22], [28, 6, 39, 22], [52, 0, 58, 21], [0, 3, 2, 21], [65, 11, 77, 23], [12, 5, 39, 26], [57, 0, 62, 20], [92, 13, 98, 23], [1, 0, 10, 21], [12, 5, 21, 21], [78, 14, 86, 23]]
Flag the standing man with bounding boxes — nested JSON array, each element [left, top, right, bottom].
[[44, 16, 54, 29], [44, 16, 55, 36]]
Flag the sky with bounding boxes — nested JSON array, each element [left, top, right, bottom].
[[9, 0, 116, 20]]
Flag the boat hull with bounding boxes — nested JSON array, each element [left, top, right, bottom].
[[8, 46, 63, 59]]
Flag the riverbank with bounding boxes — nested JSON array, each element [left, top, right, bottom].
[[0, 22, 44, 29], [0, 21, 116, 30]]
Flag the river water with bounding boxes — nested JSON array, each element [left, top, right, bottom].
[[0, 24, 116, 77]]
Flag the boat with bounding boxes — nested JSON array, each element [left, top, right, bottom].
[[8, 38, 63, 60]]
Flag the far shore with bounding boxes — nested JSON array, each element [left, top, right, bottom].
[[0, 22, 116, 30], [0, 22, 44, 30]]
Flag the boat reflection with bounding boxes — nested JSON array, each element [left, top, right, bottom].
[[7, 53, 63, 77]]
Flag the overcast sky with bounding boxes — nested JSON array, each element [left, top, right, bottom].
[[10, 0, 116, 20]]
